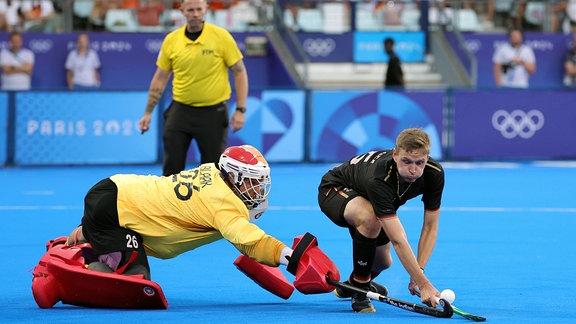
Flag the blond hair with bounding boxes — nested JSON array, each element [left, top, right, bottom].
[[395, 128, 431, 154]]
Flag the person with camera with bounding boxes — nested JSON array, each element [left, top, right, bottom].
[[493, 28, 536, 88]]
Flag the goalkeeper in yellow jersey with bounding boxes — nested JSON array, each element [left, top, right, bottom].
[[32, 145, 340, 309]]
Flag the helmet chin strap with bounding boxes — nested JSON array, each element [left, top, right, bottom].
[[248, 199, 268, 222]]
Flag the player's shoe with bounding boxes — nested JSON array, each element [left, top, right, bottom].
[[334, 280, 388, 298], [369, 281, 388, 296], [351, 294, 376, 313]]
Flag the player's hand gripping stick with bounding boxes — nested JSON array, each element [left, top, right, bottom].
[[327, 278, 454, 318], [414, 287, 486, 322]]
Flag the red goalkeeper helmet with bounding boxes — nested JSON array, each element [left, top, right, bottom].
[[219, 145, 271, 209]]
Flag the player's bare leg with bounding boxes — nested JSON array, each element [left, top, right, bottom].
[[66, 226, 88, 246]]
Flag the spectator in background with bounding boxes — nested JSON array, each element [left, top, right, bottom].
[[88, 0, 113, 31], [65, 33, 101, 90], [550, 1, 568, 33], [0, 31, 34, 91], [493, 28, 536, 88], [514, 1, 545, 32], [564, 33, 576, 87], [486, 0, 514, 30], [0, 0, 24, 32], [383, 37, 405, 89], [567, 0, 576, 33], [20, 0, 62, 32]]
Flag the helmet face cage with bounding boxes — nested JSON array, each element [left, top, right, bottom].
[[219, 145, 271, 208]]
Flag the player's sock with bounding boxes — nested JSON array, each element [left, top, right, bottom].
[[334, 230, 377, 301], [351, 230, 376, 280]]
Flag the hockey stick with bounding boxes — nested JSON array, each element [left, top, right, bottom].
[[415, 290, 486, 322], [326, 277, 453, 318]]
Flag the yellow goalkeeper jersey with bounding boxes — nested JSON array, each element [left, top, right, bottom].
[[109, 163, 285, 266]]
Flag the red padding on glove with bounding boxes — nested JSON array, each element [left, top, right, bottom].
[[234, 255, 295, 300], [290, 233, 340, 294]]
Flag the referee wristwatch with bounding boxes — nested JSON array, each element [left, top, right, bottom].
[[235, 106, 247, 113]]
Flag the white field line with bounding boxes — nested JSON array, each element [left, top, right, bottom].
[[266, 206, 576, 213], [1, 205, 575, 213]]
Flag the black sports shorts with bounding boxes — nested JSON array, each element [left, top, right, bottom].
[[318, 183, 390, 246], [81, 178, 150, 272]]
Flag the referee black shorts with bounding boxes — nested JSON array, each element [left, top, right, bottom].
[[81, 178, 150, 273], [318, 181, 390, 246]]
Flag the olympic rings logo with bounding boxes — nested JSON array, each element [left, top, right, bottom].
[[29, 39, 53, 53], [464, 39, 481, 53], [491, 109, 544, 139], [302, 38, 335, 57], [145, 39, 163, 53]]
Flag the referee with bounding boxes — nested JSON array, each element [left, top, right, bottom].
[[139, 0, 248, 176]]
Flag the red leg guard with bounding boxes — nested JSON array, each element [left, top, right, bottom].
[[31, 250, 61, 308], [31, 238, 168, 309]]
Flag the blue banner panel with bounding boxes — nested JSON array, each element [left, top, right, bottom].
[[354, 31, 425, 63], [310, 90, 444, 162], [15, 92, 158, 165], [185, 90, 305, 163], [451, 90, 576, 159], [0, 93, 6, 165], [295, 32, 354, 62], [0, 32, 283, 90]]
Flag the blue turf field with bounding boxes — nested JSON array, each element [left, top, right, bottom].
[[2, 162, 576, 323]]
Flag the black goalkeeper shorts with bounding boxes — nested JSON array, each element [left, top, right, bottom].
[[81, 178, 150, 272]]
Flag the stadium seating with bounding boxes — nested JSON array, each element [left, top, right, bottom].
[[297, 8, 324, 32], [73, 0, 94, 20], [400, 8, 420, 30], [160, 9, 186, 31], [104, 9, 138, 32], [213, 9, 230, 29], [136, 7, 164, 32], [229, 1, 258, 31], [356, 8, 383, 31], [453, 8, 481, 32], [322, 2, 347, 33]]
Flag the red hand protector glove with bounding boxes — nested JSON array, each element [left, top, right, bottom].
[[286, 232, 340, 294], [234, 255, 295, 299]]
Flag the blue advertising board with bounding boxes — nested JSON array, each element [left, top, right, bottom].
[[14, 92, 158, 165], [0, 32, 288, 91], [310, 90, 444, 162], [354, 31, 425, 63], [295, 32, 354, 62], [451, 89, 576, 159], [185, 90, 306, 163]]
